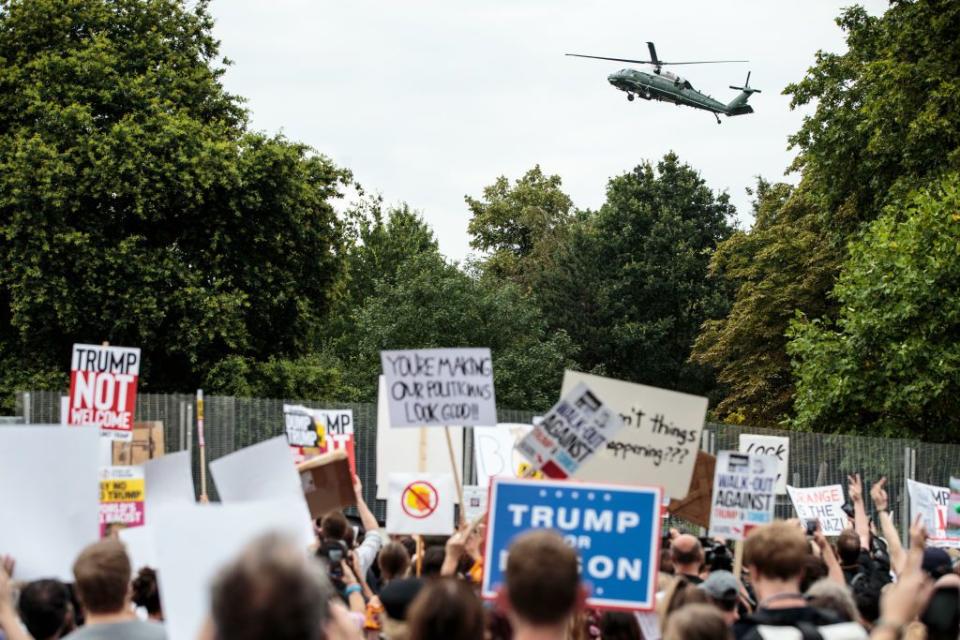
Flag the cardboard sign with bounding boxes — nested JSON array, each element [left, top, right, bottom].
[[950, 477, 960, 539], [99, 466, 146, 536], [385, 473, 455, 535], [112, 421, 165, 465], [481, 477, 662, 611], [474, 423, 534, 488], [708, 451, 777, 540], [283, 405, 356, 472], [906, 479, 960, 548], [0, 426, 101, 580], [739, 435, 789, 494], [380, 348, 496, 427], [375, 376, 464, 499], [297, 450, 356, 519], [667, 451, 716, 528], [561, 371, 708, 500], [68, 344, 141, 441], [516, 382, 624, 479], [463, 485, 488, 522], [786, 485, 845, 536]]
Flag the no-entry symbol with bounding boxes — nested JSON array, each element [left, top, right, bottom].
[[401, 480, 439, 519]]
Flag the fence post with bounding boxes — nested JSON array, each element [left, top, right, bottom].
[[22, 391, 30, 424], [902, 446, 916, 547]]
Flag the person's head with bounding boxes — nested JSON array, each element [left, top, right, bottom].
[[800, 554, 827, 593], [836, 530, 861, 566], [503, 530, 581, 629], [320, 511, 349, 543], [662, 603, 732, 640], [805, 578, 858, 623], [659, 578, 711, 632], [670, 535, 704, 574], [131, 567, 162, 620], [923, 548, 953, 580], [381, 577, 425, 640], [72, 539, 132, 616], [850, 571, 885, 624], [379, 542, 412, 583], [600, 611, 641, 640], [17, 579, 75, 640], [698, 571, 740, 625], [210, 533, 335, 640], [659, 548, 675, 575], [407, 578, 484, 640], [744, 522, 808, 588]]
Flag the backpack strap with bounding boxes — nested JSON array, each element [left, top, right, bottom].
[[795, 621, 825, 640]]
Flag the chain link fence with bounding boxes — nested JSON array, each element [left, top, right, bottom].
[[13, 390, 960, 530]]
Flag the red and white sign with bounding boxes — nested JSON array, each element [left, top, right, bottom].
[[283, 405, 356, 472], [786, 484, 845, 536], [69, 344, 141, 441], [386, 472, 454, 536]]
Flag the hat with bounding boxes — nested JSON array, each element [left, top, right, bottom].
[[379, 578, 425, 621], [922, 548, 952, 578], [698, 570, 739, 602]]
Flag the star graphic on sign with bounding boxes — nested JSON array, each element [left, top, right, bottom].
[[539, 489, 547, 497], [555, 490, 563, 498], [604, 493, 612, 502], [571, 491, 580, 499], [587, 492, 595, 501]]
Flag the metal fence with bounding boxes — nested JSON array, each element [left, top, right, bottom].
[[14, 390, 960, 530]]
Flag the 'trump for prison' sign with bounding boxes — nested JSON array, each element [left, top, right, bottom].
[[481, 477, 661, 611], [69, 344, 141, 441]]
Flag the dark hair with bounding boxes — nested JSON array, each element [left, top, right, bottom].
[[421, 546, 446, 578], [800, 554, 827, 593], [850, 572, 885, 624], [505, 531, 580, 625], [18, 580, 73, 640], [600, 611, 641, 640], [379, 542, 411, 582], [132, 567, 162, 617], [407, 578, 484, 640], [837, 530, 861, 566], [72, 539, 132, 614], [660, 548, 675, 575], [320, 511, 349, 542]]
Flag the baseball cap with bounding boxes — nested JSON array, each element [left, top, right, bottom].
[[699, 570, 739, 603], [379, 578, 425, 621], [922, 548, 952, 579]]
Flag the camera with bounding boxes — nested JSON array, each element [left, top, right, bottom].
[[701, 538, 733, 573], [316, 539, 347, 582]]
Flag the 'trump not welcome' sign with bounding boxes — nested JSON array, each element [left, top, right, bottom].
[[481, 477, 661, 611], [380, 348, 496, 427], [68, 344, 141, 441]]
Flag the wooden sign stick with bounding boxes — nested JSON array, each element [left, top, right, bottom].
[[444, 426, 466, 527], [732, 539, 745, 580], [197, 389, 208, 501]]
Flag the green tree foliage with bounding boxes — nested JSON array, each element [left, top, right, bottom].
[[788, 174, 960, 440], [0, 0, 349, 405], [533, 153, 735, 395]]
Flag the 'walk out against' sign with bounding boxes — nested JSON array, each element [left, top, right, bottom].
[[481, 477, 661, 611]]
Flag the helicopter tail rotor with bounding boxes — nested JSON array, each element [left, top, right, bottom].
[[729, 71, 762, 93]]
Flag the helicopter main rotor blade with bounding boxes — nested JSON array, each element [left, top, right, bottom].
[[566, 53, 654, 64], [565, 53, 748, 66], [659, 60, 749, 65]]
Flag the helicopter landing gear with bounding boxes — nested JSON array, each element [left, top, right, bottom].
[[714, 113, 722, 124], [627, 93, 635, 101]]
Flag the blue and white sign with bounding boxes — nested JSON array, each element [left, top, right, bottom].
[[481, 477, 662, 611]]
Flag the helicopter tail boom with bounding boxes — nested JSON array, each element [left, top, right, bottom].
[[725, 71, 761, 116]]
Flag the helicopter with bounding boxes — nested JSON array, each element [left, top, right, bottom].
[[566, 42, 760, 124]]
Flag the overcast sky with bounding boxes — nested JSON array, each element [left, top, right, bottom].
[[209, 1, 888, 261]]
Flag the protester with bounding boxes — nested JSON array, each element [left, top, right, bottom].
[[500, 530, 582, 640], [670, 534, 705, 584], [365, 542, 411, 638], [131, 568, 162, 622], [599, 611, 641, 640], [698, 571, 740, 625], [17, 579, 76, 640], [378, 578, 425, 640], [0, 558, 34, 640], [319, 477, 384, 579], [659, 578, 710, 632], [805, 578, 860, 624], [663, 603, 731, 640], [733, 521, 866, 640], [406, 578, 483, 640]]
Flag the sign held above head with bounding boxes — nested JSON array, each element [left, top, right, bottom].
[[68, 343, 141, 441]]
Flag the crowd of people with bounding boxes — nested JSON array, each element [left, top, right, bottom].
[[0, 474, 955, 640]]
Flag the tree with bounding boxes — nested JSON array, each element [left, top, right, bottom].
[[466, 165, 573, 286], [538, 153, 735, 395], [0, 0, 350, 406], [787, 174, 960, 441], [338, 252, 574, 411]]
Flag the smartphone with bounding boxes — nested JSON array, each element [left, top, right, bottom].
[[805, 520, 818, 536]]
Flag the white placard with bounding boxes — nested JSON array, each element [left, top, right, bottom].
[[786, 485, 846, 536], [0, 426, 101, 580], [708, 451, 778, 541], [907, 479, 960, 548], [386, 473, 455, 536], [380, 348, 496, 427], [463, 485, 488, 522], [473, 423, 534, 488], [209, 436, 313, 540], [516, 382, 624, 479], [152, 499, 314, 640], [739, 435, 789, 494], [119, 524, 159, 571], [561, 371, 708, 500], [143, 451, 196, 510], [375, 376, 463, 499]]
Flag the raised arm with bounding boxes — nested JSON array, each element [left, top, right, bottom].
[[813, 524, 846, 585], [353, 475, 380, 534], [848, 473, 871, 550], [871, 477, 906, 575], [0, 557, 34, 640]]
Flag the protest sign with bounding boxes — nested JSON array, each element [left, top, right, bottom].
[[481, 477, 661, 611], [119, 525, 158, 572], [376, 376, 463, 499], [516, 382, 624, 479], [113, 421, 165, 466], [463, 485, 488, 522], [68, 343, 141, 441], [474, 423, 534, 488], [283, 405, 357, 471], [708, 451, 777, 540], [380, 348, 496, 428], [386, 472, 455, 535], [209, 436, 313, 540], [99, 466, 146, 536], [786, 485, 845, 536], [0, 426, 101, 580], [297, 450, 356, 519], [738, 435, 789, 494], [152, 499, 313, 640], [949, 477, 960, 539], [561, 371, 708, 500], [667, 451, 716, 529], [906, 479, 960, 548], [143, 450, 196, 510]]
